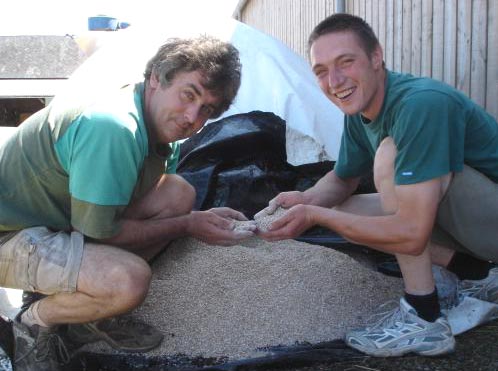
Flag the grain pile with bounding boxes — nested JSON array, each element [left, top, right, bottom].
[[86, 236, 403, 360]]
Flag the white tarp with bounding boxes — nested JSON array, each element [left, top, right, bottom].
[[60, 18, 344, 165]]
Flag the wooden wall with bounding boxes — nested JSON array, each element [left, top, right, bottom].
[[236, 0, 498, 120]]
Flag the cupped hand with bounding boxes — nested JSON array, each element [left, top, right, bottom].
[[253, 191, 307, 219], [258, 204, 315, 241], [188, 208, 256, 246]]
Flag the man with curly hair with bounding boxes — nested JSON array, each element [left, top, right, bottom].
[[0, 35, 252, 370]]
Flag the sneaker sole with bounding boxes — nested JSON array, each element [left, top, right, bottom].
[[347, 336, 456, 357]]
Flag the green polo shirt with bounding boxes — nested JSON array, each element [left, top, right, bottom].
[[334, 70, 498, 185], [0, 83, 180, 239]]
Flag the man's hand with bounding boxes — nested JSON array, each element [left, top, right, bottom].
[[258, 204, 316, 241], [254, 191, 307, 219], [187, 208, 256, 246]]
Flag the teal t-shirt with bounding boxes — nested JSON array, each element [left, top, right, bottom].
[[334, 70, 498, 185], [0, 83, 180, 239]]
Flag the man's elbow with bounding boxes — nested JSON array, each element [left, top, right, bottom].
[[400, 229, 430, 256], [403, 242, 426, 256]]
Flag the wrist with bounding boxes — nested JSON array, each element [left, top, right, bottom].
[[183, 212, 195, 236]]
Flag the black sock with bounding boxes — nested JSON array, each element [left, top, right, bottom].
[[447, 252, 494, 280], [404, 289, 440, 322]]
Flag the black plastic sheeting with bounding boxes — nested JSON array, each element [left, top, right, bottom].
[[177, 110, 336, 219], [178, 110, 374, 244], [64, 341, 363, 371]]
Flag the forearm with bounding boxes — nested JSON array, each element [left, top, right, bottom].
[[100, 214, 191, 251], [310, 206, 430, 255], [304, 171, 359, 207]]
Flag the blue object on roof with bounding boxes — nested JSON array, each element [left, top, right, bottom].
[[88, 16, 123, 31]]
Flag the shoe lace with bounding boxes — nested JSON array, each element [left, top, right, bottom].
[[100, 315, 148, 331], [15, 329, 70, 366], [35, 330, 70, 365], [458, 279, 490, 302]]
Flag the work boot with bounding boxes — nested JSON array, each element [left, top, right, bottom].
[[13, 321, 69, 371], [66, 315, 163, 353]]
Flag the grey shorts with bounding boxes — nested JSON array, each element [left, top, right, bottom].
[[432, 165, 498, 262], [0, 227, 84, 294]]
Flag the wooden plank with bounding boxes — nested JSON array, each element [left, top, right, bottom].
[[443, 0, 457, 86], [432, 0, 445, 81], [325, 0, 333, 16], [346, 0, 354, 14], [372, 0, 379, 42], [378, 0, 386, 56], [456, 0, 471, 95], [411, 0, 422, 76], [487, 0, 498, 120], [366, 0, 373, 29], [421, 0, 433, 77], [470, 0, 487, 107], [393, 0, 403, 72], [360, 0, 366, 19], [353, 0, 358, 16], [385, 0, 394, 69], [402, 0, 412, 73]]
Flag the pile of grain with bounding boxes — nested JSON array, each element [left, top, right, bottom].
[[86, 236, 402, 360]]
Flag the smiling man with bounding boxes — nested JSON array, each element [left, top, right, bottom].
[[258, 14, 498, 357], [0, 36, 252, 370]]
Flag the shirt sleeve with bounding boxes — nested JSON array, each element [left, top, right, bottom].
[[55, 111, 145, 238], [165, 141, 180, 174], [334, 117, 374, 179], [391, 90, 465, 185]]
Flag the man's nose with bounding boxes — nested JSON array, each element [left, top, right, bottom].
[[184, 104, 200, 124], [328, 67, 345, 89]]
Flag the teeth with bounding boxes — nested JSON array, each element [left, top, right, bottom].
[[335, 88, 354, 99]]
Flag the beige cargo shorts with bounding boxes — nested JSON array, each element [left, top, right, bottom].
[[432, 165, 498, 262], [0, 226, 84, 294]]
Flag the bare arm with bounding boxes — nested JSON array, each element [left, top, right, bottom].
[[303, 170, 360, 207], [265, 177, 443, 256], [98, 208, 255, 250]]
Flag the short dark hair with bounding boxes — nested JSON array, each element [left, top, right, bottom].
[[144, 35, 241, 118], [308, 13, 380, 57]]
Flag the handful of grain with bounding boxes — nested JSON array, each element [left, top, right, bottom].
[[254, 206, 288, 232]]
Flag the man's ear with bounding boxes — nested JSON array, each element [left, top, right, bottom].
[[150, 72, 160, 88], [371, 45, 384, 70]]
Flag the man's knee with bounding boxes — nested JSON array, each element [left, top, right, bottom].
[[79, 246, 152, 312], [104, 255, 152, 310], [166, 174, 195, 214], [126, 174, 196, 219]]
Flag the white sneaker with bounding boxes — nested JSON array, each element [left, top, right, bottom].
[[345, 298, 455, 357], [458, 267, 498, 304]]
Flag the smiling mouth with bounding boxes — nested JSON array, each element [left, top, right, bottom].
[[333, 87, 355, 100]]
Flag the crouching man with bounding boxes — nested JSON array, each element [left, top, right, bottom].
[[0, 36, 254, 370], [258, 14, 498, 357]]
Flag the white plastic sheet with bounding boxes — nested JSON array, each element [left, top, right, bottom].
[[60, 18, 343, 165]]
